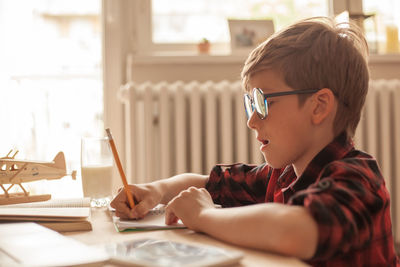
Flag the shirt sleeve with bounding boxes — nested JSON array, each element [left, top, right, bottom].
[[205, 163, 271, 207], [288, 159, 391, 261]]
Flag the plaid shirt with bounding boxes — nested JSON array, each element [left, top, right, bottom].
[[206, 133, 399, 266]]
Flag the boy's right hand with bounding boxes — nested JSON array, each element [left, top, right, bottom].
[[110, 183, 162, 219]]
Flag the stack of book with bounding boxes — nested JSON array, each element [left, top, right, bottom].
[[0, 198, 92, 232]]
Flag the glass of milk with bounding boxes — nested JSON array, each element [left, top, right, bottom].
[[81, 137, 113, 207]]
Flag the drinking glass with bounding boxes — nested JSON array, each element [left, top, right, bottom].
[[81, 137, 113, 207]]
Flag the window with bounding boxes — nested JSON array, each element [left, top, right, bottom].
[[152, 0, 329, 45], [134, 0, 331, 54], [0, 0, 102, 197], [139, 0, 399, 55], [363, 0, 400, 53]]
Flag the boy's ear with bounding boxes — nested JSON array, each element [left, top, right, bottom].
[[310, 88, 336, 125]]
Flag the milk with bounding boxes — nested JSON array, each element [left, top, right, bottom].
[[81, 165, 113, 198]]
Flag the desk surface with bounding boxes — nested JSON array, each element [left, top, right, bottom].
[[64, 208, 308, 267]]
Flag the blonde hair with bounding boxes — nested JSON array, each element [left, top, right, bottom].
[[241, 17, 369, 138]]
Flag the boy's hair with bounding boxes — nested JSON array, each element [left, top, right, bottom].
[[241, 17, 369, 138]]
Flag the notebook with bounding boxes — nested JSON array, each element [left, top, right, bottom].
[[0, 198, 92, 232], [0, 197, 91, 208], [0, 222, 107, 266], [111, 204, 186, 232]]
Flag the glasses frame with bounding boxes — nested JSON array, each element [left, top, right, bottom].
[[244, 88, 320, 120]]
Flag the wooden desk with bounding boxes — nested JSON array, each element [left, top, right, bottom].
[[64, 208, 308, 266]]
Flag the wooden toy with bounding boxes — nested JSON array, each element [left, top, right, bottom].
[[0, 150, 77, 205]]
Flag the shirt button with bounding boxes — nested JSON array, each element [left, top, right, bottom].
[[318, 179, 332, 190]]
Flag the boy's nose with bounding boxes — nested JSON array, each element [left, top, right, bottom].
[[247, 111, 259, 130]]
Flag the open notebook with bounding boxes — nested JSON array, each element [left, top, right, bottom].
[[0, 198, 92, 232], [111, 204, 186, 232]]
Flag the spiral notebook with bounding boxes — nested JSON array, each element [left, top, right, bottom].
[[0, 198, 92, 232], [112, 204, 186, 232]]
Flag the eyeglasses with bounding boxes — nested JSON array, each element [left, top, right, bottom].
[[244, 88, 320, 120]]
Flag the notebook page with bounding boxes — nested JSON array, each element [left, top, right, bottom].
[[0, 198, 91, 208], [112, 205, 186, 231], [0, 207, 90, 220]]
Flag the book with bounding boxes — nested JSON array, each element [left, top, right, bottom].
[[103, 238, 244, 267], [0, 222, 107, 266], [111, 204, 186, 232], [0, 197, 91, 208], [0, 198, 92, 232], [38, 220, 92, 232]]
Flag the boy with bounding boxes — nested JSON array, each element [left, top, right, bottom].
[[111, 17, 398, 266]]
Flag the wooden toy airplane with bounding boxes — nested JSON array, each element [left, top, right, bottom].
[[0, 150, 77, 205]]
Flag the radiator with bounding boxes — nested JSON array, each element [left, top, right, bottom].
[[121, 79, 400, 242], [354, 79, 400, 243], [120, 80, 263, 184]]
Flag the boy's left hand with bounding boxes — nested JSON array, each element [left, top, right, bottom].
[[165, 186, 215, 231]]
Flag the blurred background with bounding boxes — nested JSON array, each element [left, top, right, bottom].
[[0, 0, 399, 197]]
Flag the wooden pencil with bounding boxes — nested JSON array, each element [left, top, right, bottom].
[[105, 128, 135, 209]]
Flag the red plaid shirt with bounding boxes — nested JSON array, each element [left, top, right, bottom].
[[206, 133, 399, 266]]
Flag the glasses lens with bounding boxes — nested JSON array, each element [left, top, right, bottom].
[[253, 89, 268, 119], [243, 94, 253, 119]]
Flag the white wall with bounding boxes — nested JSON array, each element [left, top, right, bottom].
[[102, 1, 400, 177], [127, 54, 400, 83]]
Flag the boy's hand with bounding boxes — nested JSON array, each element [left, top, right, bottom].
[[165, 186, 215, 231], [110, 183, 162, 219]]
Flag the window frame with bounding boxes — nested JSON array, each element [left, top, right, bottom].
[[134, 0, 363, 55], [134, 0, 229, 54]]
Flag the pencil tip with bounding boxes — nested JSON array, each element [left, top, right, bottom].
[[105, 128, 112, 139]]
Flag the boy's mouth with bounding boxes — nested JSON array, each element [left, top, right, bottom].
[[259, 139, 269, 152], [258, 138, 269, 145]]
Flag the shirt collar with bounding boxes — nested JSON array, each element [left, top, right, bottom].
[[278, 132, 354, 192]]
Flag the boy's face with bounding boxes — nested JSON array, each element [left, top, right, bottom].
[[247, 69, 316, 170]]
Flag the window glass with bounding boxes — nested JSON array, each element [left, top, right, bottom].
[[0, 0, 102, 197], [363, 0, 400, 53], [152, 0, 329, 44]]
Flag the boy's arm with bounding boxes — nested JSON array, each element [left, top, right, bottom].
[[199, 203, 318, 259], [158, 173, 209, 204], [207, 163, 271, 207], [165, 187, 318, 259]]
